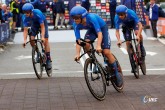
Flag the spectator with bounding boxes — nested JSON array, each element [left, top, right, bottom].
[[54, 0, 65, 30], [2, 4, 13, 23], [0, 3, 4, 24], [146, 0, 159, 38], [51, 0, 57, 29], [109, 0, 117, 28], [10, 0, 20, 33], [19, 0, 28, 31], [81, 0, 91, 12], [121, 0, 136, 11], [31, 0, 49, 16]]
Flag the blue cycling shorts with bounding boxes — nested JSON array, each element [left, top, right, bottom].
[[30, 19, 49, 38], [84, 25, 111, 49], [122, 22, 138, 41]]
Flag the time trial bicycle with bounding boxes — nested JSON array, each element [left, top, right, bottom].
[[119, 28, 146, 79], [25, 28, 52, 79], [75, 38, 124, 101]]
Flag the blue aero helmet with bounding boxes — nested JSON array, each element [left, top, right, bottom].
[[116, 5, 128, 14], [22, 3, 34, 12], [70, 6, 88, 19]]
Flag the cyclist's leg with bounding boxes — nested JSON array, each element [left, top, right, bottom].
[[43, 20, 52, 69], [122, 27, 136, 72], [101, 25, 122, 86], [30, 27, 37, 47], [84, 29, 97, 72], [84, 29, 97, 53], [134, 30, 146, 58], [30, 27, 41, 62]]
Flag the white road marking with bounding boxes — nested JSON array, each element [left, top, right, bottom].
[[146, 51, 157, 56], [15, 55, 32, 60], [120, 47, 128, 54], [2, 68, 165, 76], [79, 49, 89, 68]]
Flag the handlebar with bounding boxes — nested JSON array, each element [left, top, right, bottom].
[[121, 39, 138, 44], [75, 38, 100, 63], [117, 38, 139, 48], [23, 39, 43, 48], [76, 38, 95, 47], [26, 39, 43, 45]]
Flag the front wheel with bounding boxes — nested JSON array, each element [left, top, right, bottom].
[[32, 46, 43, 79], [128, 44, 139, 79], [111, 54, 124, 92], [84, 58, 106, 101]]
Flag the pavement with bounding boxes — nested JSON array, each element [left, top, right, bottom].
[[0, 29, 165, 110], [0, 75, 164, 110]]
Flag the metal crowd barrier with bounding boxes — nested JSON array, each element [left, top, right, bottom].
[[0, 23, 11, 52], [0, 23, 10, 44]]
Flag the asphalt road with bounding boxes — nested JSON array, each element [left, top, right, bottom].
[[0, 30, 164, 110], [0, 30, 164, 79]]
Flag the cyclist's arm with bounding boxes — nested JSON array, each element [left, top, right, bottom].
[[129, 10, 142, 39], [89, 17, 102, 51], [114, 15, 121, 42], [73, 23, 81, 57], [116, 29, 121, 41], [40, 23, 45, 39], [23, 27, 28, 43], [97, 32, 103, 48], [137, 22, 143, 38], [76, 40, 81, 56]]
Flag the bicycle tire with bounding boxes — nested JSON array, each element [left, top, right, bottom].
[[140, 60, 146, 75], [110, 54, 124, 92], [84, 58, 106, 101], [128, 44, 139, 79], [136, 44, 146, 75], [46, 67, 52, 77], [32, 46, 43, 79]]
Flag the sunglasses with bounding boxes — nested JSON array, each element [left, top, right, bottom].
[[23, 11, 31, 14], [118, 13, 125, 16], [72, 16, 81, 20]]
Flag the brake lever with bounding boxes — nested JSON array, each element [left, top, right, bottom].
[[117, 43, 121, 48], [74, 58, 80, 64], [96, 50, 102, 56]]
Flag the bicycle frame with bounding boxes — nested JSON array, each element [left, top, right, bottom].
[[121, 29, 141, 63], [76, 38, 115, 82], [25, 29, 50, 79]]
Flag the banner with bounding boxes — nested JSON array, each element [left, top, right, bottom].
[[0, 23, 10, 44]]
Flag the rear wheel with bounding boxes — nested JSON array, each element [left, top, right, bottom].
[[128, 44, 139, 79], [32, 46, 43, 79], [46, 63, 52, 77], [136, 44, 146, 75], [110, 54, 124, 92], [84, 58, 106, 101]]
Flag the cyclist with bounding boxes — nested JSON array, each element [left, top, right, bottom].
[[22, 3, 52, 70], [70, 6, 123, 87], [115, 5, 146, 66]]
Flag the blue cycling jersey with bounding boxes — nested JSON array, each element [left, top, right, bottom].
[[114, 9, 139, 30], [23, 9, 46, 27], [73, 13, 106, 40]]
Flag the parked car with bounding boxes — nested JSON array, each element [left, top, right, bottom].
[[160, 2, 165, 12], [160, 2, 165, 17]]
